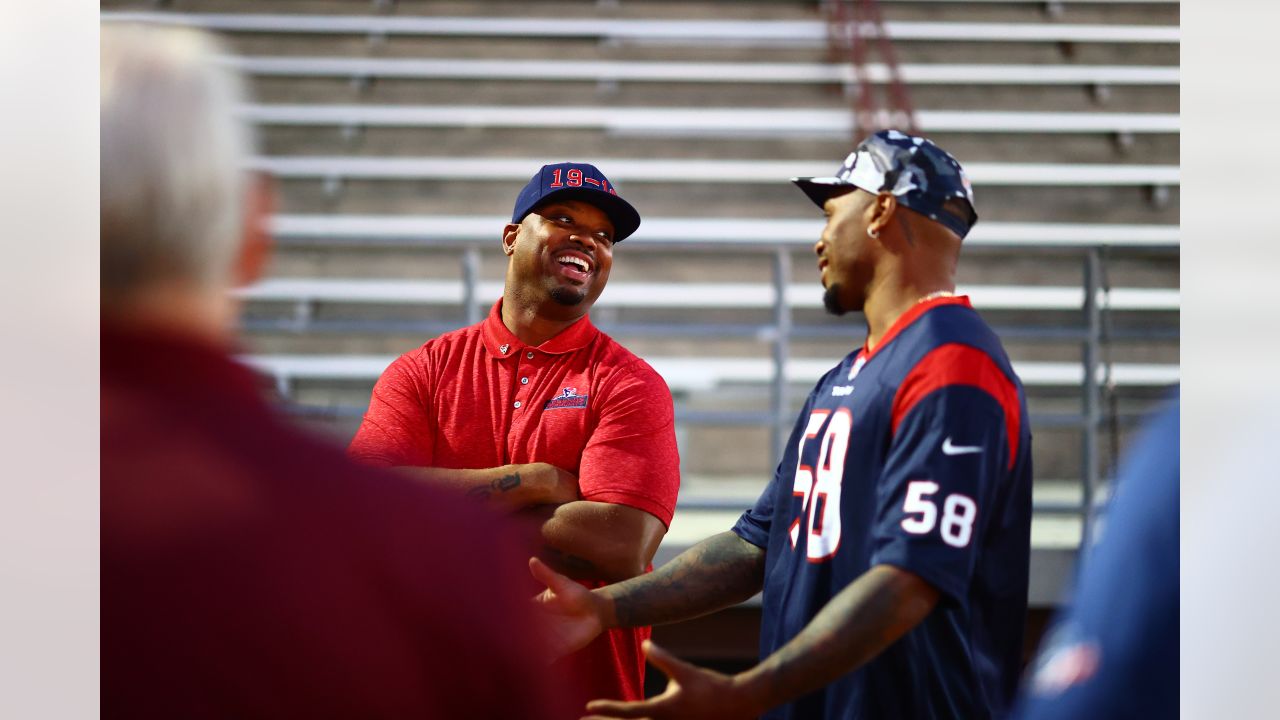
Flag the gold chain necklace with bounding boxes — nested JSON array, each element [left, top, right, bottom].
[[916, 290, 956, 305]]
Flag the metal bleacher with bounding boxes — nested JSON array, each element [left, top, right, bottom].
[[268, 214, 1180, 247], [224, 56, 1179, 87], [249, 156, 1180, 186], [238, 104, 1177, 136], [104, 12, 1180, 45], [103, 0, 1179, 609]]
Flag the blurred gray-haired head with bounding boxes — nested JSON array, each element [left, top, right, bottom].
[[100, 22, 256, 298]]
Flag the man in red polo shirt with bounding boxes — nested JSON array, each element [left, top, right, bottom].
[[348, 162, 681, 705]]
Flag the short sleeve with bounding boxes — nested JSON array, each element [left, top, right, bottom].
[[870, 376, 1018, 604], [347, 352, 435, 468], [576, 362, 681, 527], [732, 388, 824, 550], [731, 459, 782, 549]]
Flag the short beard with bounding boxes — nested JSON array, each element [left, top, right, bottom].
[[550, 286, 586, 306], [822, 284, 847, 316]]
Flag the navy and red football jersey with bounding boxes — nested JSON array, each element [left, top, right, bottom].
[[733, 295, 1033, 720]]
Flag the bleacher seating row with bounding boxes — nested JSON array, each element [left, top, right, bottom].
[[237, 277, 1180, 313], [269, 214, 1180, 249], [249, 156, 1179, 187], [103, 12, 1180, 45], [224, 56, 1179, 87], [243, 353, 1179, 396], [240, 104, 1178, 136]]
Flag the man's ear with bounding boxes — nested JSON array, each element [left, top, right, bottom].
[[233, 172, 275, 287], [501, 223, 521, 256], [867, 192, 898, 239]]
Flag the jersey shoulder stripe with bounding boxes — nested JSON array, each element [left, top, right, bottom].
[[891, 342, 1023, 469]]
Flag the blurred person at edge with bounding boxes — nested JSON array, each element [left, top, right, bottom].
[[101, 22, 571, 719], [1009, 390, 1179, 720]]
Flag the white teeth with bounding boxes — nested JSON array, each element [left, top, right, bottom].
[[557, 255, 590, 273]]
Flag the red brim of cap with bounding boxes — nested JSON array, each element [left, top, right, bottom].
[[791, 177, 861, 210], [531, 187, 642, 242]]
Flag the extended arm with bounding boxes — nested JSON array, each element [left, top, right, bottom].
[[530, 530, 767, 657], [732, 564, 938, 713], [580, 564, 939, 720], [603, 530, 767, 626]]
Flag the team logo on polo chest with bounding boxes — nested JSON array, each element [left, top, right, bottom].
[[544, 387, 589, 410]]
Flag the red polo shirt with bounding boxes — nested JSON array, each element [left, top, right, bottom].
[[349, 299, 682, 703]]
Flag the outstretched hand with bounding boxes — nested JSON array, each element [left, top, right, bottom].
[[529, 557, 608, 660], [582, 640, 763, 720]]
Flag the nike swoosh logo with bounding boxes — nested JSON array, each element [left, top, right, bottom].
[[942, 437, 983, 455]]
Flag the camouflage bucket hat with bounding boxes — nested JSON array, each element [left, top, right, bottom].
[[792, 129, 979, 239]]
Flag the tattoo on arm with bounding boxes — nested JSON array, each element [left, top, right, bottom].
[[609, 531, 767, 628], [465, 472, 522, 503], [750, 565, 938, 707], [495, 472, 521, 492]]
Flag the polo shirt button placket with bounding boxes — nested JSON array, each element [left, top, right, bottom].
[[514, 351, 535, 413]]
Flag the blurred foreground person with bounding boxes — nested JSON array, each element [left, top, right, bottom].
[[1010, 391, 1179, 720], [101, 22, 569, 718]]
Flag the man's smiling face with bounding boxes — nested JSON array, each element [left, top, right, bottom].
[[503, 199, 616, 319]]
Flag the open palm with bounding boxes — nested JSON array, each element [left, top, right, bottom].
[[529, 557, 607, 659], [582, 640, 761, 720]]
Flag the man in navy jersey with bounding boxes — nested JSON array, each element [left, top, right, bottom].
[[531, 129, 1033, 720]]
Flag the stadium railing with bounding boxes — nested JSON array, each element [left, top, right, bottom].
[[249, 218, 1177, 534]]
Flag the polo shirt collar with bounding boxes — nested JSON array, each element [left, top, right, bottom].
[[481, 298, 600, 358]]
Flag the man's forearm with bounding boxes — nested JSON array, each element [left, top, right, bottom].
[[532, 501, 667, 584], [598, 530, 767, 629], [395, 465, 554, 511], [734, 564, 939, 713]]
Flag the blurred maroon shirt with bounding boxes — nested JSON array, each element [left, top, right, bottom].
[[102, 321, 573, 719]]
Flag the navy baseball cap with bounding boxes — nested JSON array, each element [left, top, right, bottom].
[[511, 162, 642, 242], [792, 129, 978, 239]]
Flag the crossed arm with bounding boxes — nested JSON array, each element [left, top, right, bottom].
[[397, 464, 665, 584], [533, 531, 939, 719]]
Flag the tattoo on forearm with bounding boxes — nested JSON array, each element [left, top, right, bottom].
[[465, 472, 522, 503], [760, 568, 929, 704], [612, 531, 766, 628], [495, 472, 521, 492]]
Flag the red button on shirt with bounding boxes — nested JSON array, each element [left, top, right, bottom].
[[349, 299, 682, 703]]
